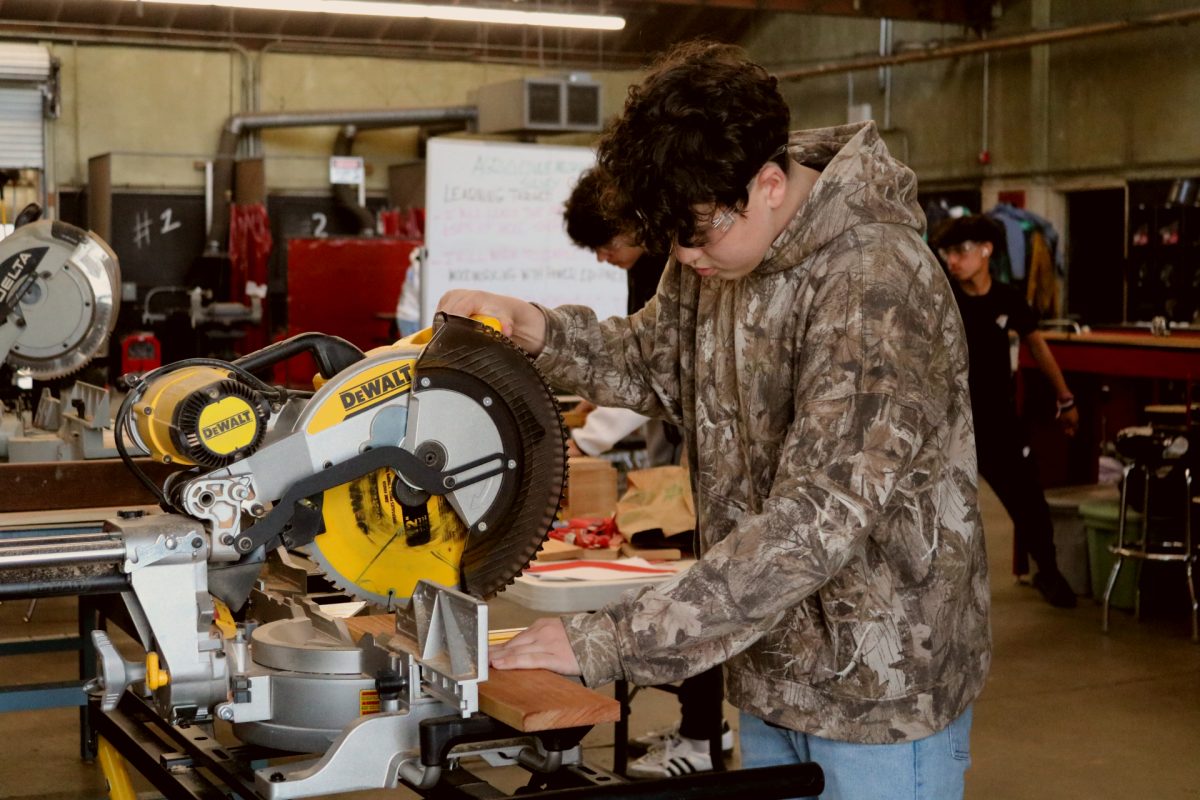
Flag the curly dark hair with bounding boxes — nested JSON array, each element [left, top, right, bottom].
[[596, 40, 791, 248], [563, 167, 620, 251]]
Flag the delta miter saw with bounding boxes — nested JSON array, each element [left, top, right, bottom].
[[0, 218, 120, 381]]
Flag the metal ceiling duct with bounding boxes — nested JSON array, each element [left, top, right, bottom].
[[207, 105, 478, 253]]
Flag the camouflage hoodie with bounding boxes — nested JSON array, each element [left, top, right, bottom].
[[536, 121, 991, 743]]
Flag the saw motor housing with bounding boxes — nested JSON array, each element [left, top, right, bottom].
[[130, 365, 273, 467]]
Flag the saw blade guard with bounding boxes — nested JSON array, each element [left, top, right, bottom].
[[415, 315, 568, 598], [303, 314, 567, 605], [0, 219, 120, 379]]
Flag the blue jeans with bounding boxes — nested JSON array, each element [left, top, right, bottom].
[[738, 706, 972, 800]]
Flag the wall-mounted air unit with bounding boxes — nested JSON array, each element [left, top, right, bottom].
[[475, 74, 602, 135]]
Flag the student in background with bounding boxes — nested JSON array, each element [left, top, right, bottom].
[[933, 214, 1079, 608], [562, 168, 729, 778]]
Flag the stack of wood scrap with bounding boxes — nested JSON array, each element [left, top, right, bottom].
[[562, 456, 618, 518]]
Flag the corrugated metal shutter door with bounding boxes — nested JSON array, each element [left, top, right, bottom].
[[0, 44, 51, 171], [0, 88, 43, 169]]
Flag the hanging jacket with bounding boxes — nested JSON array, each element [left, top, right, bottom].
[[1025, 230, 1059, 318], [989, 203, 1063, 280]]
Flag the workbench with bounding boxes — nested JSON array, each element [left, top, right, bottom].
[[1018, 328, 1200, 486]]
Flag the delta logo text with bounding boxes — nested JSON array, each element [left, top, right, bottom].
[[339, 364, 413, 415], [0, 251, 40, 308]]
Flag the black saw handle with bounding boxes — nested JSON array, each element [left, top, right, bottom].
[[232, 331, 364, 379]]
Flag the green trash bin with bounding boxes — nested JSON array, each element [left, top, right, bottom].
[[1080, 500, 1142, 611]]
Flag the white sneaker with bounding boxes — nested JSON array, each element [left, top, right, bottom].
[[626, 734, 715, 778], [632, 721, 734, 753]]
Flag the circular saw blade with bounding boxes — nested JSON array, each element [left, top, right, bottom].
[[1, 220, 120, 379], [416, 316, 569, 599], [305, 315, 567, 606], [307, 473, 471, 608]]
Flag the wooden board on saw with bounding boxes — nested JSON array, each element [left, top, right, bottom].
[[344, 614, 619, 732]]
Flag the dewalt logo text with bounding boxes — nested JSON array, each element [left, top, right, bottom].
[[201, 410, 253, 440], [339, 365, 413, 413]]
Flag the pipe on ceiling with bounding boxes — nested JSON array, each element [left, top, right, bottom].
[[774, 7, 1200, 81], [207, 105, 478, 253], [333, 119, 472, 236], [332, 125, 377, 237]]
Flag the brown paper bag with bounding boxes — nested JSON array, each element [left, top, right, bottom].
[[615, 465, 695, 537]]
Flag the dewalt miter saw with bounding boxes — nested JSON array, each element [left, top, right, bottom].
[[0, 308, 827, 798], [116, 312, 565, 609], [0, 313, 574, 798]]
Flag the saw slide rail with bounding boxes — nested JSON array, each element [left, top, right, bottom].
[[0, 522, 129, 599]]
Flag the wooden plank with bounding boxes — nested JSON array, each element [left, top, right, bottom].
[[476, 667, 619, 732], [532, 538, 583, 562], [344, 615, 395, 638], [344, 614, 619, 732], [0, 505, 159, 530], [579, 547, 622, 561], [0, 459, 175, 513], [619, 542, 682, 561]]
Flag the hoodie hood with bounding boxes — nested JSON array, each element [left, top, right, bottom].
[[757, 121, 926, 276]]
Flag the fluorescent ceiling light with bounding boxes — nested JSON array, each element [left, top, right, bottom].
[[123, 0, 626, 31]]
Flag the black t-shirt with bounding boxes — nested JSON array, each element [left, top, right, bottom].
[[627, 251, 666, 314], [625, 250, 682, 451], [952, 280, 1038, 426]]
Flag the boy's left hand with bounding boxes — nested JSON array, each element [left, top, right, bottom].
[[489, 617, 582, 676], [1058, 406, 1079, 437]]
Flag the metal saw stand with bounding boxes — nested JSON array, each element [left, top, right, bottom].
[[91, 690, 824, 799], [88, 579, 824, 798]]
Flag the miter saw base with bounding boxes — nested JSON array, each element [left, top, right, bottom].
[[1, 381, 117, 462]]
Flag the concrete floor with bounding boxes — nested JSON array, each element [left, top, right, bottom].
[[2, 482, 1200, 798]]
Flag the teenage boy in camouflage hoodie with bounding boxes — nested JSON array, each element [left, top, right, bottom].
[[439, 42, 990, 798]]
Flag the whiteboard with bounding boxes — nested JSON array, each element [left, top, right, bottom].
[[422, 138, 627, 325]]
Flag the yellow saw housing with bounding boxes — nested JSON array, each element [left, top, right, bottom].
[[305, 344, 474, 603], [300, 315, 566, 605], [134, 366, 271, 467]]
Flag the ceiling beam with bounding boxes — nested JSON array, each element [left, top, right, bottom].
[[634, 0, 989, 26], [775, 6, 1200, 80]]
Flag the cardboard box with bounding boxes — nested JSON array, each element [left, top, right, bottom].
[[563, 456, 618, 518]]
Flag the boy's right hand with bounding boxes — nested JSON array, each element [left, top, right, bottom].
[[436, 290, 547, 355]]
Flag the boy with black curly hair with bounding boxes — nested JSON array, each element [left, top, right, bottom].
[[441, 42, 989, 798], [933, 214, 1079, 608]]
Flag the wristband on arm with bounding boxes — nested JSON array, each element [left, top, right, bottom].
[[1056, 395, 1076, 417]]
